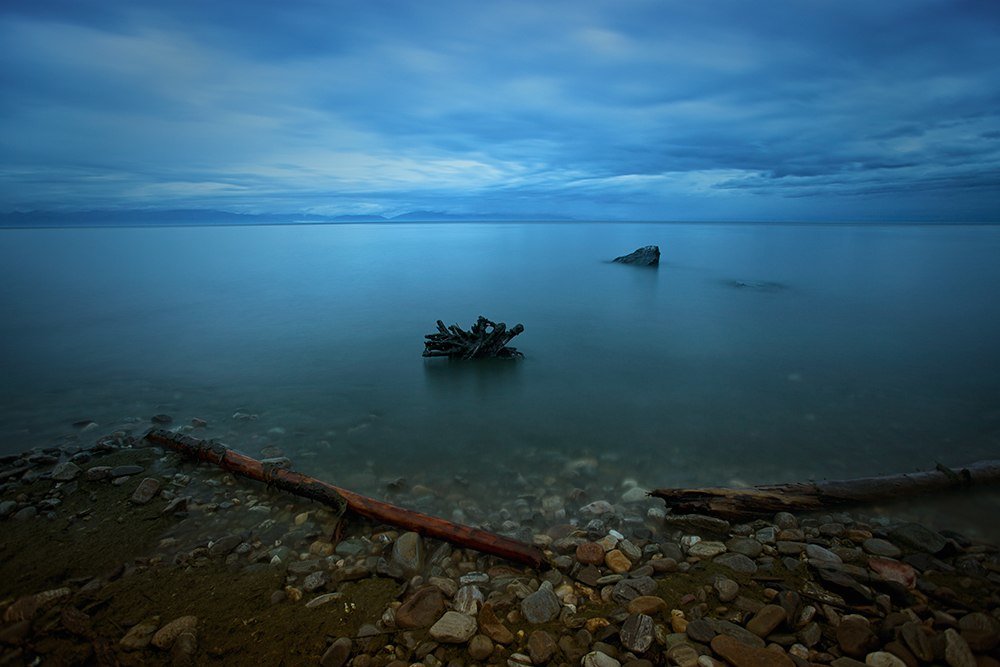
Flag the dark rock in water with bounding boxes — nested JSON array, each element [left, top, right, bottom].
[[84, 466, 112, 481], [664, 514, 730, 534], [391, 532, 425, 576], [714, 552, 758, 574], [163, 496, 190, 515], [50, 462, 82, 482], [209, 535, 243, 557], [478, 603, 514, 644], [724, 279, 787, 292], [150, 414, 173, 424], [131, 478, 161, 504], [521, 581, 561, 624], [888, 523, 947, 554], [111, 465, 144, 478], [613, 245, 660, 266], [612, 576, 657, 604], [395, 586, 446, 629], [429, 610, 477, 643], [302, 570, 330, 592]]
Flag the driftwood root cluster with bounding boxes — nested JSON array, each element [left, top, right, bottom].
[[423, 316, 524, 359]]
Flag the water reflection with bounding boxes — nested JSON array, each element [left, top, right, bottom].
[[421, 357, 525, 399]]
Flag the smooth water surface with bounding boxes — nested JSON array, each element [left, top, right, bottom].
[[2, 222, 999, 531]]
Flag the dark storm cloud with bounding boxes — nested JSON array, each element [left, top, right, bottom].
[[1, 0, 998, 220]]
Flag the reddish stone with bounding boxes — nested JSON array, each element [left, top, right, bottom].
[[477, 603, 513, 645], [394, 586, 445, 629], [711, 634, 795, 667], [575, 542, 606, 565], [868, 557, 917, 589]]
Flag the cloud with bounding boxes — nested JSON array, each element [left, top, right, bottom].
[[0, 0, 998, 220]]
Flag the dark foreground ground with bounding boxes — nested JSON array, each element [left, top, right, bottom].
[[1, 431, 998, 667]]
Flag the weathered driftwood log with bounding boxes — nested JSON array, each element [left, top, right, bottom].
[[143, 429, 547, 569], [423, 316, 524, 359], [650, 460, 1000, 520]]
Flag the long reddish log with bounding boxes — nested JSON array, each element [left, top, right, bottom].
[[650, 460, 1000, 520], [143, 429, 547, 569]]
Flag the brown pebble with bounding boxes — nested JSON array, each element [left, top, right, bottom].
[[528, 630, 557, 664], [671, 609, 688, 634], [605, 549, 632, 573], [746, 604, 787, 638], [468, 634, 493, 661], [711, 633, 795, 667], [837, 614, 878, 658], [395, 586, 446, 629], [585, 617, 610, 634], [576, 542, 606, 565], [477, 603, 513, 645], [627, 596, 667, 616]]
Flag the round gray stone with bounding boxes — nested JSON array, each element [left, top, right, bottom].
[[714, 552, 758, 574], [862, 538, 902, 558], [726, 537, 763, 558]]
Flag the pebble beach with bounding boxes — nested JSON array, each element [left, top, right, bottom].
[[1, 415, 998, 667]]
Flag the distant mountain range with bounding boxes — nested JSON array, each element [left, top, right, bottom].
[[0, 209, 575, 227]]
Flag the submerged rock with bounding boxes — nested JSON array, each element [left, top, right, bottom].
[[396, 586, 446, 629], [724, 279, 788, 292], [50, 462, 82, 481], [429, 611, 477, 643], [613, 245, 660, 266], [391, 531, 425, 576], [521, 580, 561, 623], [131, 478, 161, 504]]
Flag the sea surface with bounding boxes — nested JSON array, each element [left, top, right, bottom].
[[2, 222, 999, 536]]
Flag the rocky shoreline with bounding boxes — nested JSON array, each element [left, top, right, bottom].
[[1, 428, 999, 666]]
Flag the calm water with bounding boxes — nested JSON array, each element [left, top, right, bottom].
[[2, 222, 999, 532]]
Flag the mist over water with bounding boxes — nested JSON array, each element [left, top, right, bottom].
[[2, 221, 999, 534]]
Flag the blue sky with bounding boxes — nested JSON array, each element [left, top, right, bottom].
[[1, 1, 999, 221]]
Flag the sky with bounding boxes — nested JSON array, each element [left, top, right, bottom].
[[1, 0, 999, 222]]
